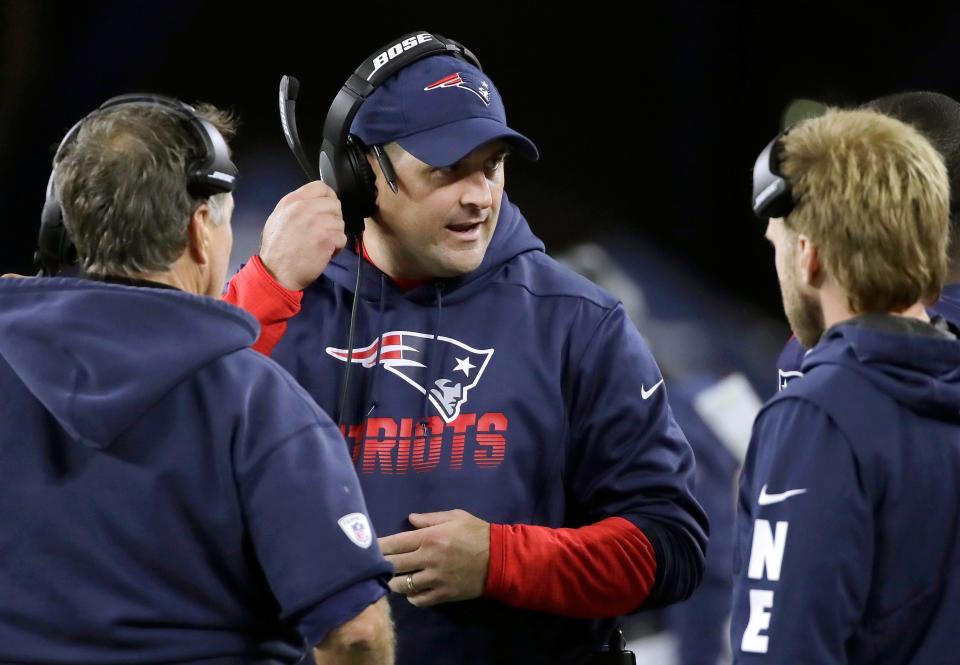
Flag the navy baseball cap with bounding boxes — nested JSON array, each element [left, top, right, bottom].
[[350, 55, 539, 168]]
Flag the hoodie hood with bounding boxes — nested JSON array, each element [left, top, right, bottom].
[[0, 277, 257, 449], [326, 191, 545, 304], [802, 313, 960, 422]]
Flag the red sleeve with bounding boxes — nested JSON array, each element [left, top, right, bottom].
[[222, 255, 302, 356], [484, 516, 656, 618]]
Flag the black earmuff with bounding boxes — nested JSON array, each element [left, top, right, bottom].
[[752, 129, 795, 220], [37, 94, 237, 276]]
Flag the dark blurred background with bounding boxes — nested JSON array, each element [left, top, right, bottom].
[[3, 1, 960, 318], [6, 5, 958, 661]]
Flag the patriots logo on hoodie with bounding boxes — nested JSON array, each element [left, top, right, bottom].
[[326, 331, 494, 423]]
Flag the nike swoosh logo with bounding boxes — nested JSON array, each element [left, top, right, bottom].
[[758, 484, 807, 506], [641, 379, 664, 400]]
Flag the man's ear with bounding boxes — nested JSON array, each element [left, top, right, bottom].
[[187, 203, 212, 266], [797, 233, 822, 287]]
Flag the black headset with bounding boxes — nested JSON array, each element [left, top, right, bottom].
[[36, 93, 238, 276], [279, 30, 482, 235], [751, 129, 796, 220]]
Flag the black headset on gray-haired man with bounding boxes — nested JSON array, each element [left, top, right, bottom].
[[36, 94, 237, 277]]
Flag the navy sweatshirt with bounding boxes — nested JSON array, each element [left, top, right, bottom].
[[0, 277, 391, 664], [270, 193, 709, 665], [733, 313, 960, 664]]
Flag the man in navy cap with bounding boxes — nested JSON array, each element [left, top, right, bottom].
[[226, 48, 708, 665]]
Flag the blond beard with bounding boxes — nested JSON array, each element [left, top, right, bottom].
[[781, 270, 825, 349]]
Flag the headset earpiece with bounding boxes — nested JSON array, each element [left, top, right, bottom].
[[36, 191, 75, 276], [752, 127, 795, 220], [345, 135, 378, 219], [36, 94, 237, 276]]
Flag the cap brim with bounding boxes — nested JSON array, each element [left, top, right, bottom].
[[396, 117, 539, 168]]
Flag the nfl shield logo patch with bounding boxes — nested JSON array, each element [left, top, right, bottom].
[[338, 513, 373, 549]]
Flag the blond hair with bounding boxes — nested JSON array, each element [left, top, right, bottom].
[[781, 108, 950, 312]]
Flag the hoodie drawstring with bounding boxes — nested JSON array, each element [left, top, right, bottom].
[[417, 282, 444, 436], [338, 262, 445, 438], [365, 274, 387, 417], [336, 239, 366, 429]]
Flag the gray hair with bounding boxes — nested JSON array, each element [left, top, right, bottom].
[[52, 102, 237, 277]]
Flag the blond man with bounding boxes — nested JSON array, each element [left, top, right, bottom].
[[733, 108, 960, 664]]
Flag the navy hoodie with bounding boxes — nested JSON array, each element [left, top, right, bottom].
[[776, 282, 960, 391], [0, 277, 391, 664], [732, 314, 960, 664], [271, 193, 709, 665]]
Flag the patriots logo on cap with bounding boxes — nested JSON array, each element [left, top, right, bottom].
[[326, 331, 494, 422], [424, 73, 491, 106]]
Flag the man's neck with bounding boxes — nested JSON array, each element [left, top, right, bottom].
[[133, 254, 205, 295], [133, 270, 193, 293], [358, 226, 430, 291], [822, 290, 930, 331], [86, 273, 180, 291]]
